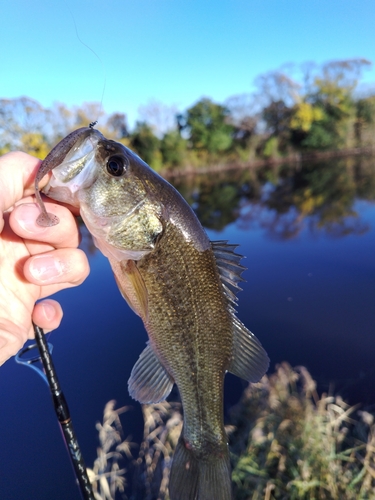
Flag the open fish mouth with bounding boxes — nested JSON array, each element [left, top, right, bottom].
[[44, 134, 101, 205]]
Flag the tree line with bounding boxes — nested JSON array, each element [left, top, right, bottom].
[[1, 58, 374, 172]]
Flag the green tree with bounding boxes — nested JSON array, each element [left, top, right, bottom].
[[262, 100, 292, 137], [185, 98, 234, 155], [160, 130, 187, 169], [298, 59, 371, 150], [355, 96, 375, 146], [129, 121, 162, 171]]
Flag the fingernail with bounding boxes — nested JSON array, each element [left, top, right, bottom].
[[29, 255, 65, 282], [40, 301, 56, 321], [16, 204, 45, 233]]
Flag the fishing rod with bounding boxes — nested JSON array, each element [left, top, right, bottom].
[[16, 323, 95, 500]]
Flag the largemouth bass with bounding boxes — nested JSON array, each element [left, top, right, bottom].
[[35, 127, 269, 500]]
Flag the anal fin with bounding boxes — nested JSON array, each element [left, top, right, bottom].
[[128, 342, 174, 404]]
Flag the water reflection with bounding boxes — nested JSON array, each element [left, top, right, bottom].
[[2, 155, 374, 500], [75, 154, 375, 409], [170, 155, 375, 239]]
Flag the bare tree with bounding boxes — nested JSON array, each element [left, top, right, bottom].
[[138, 99, 179, 138], [225, 93, 259, 144], [254, 69, 301, 109], [106, 113, 129, 139]]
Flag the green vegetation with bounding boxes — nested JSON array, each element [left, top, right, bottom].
[[229, 363, 375, 499], [89, 365, 375, 499], [1, 59, 374, 171]]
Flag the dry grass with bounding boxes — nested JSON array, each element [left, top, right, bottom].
[[89, 364, 375, 499], [131, 402, 183, 500], [87, 400, 134, 500], [229, 363, 375, 499]]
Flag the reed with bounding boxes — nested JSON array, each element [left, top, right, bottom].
[[87, 400, 134, 500], [89, 364, 375, 499]]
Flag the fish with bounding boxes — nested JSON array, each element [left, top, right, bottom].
[[35, 126, 269, 500]]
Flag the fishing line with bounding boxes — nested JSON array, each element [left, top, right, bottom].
[[66, 4, 107, 125]]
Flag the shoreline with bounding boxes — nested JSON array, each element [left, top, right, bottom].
[[161, 146, 375, 178]]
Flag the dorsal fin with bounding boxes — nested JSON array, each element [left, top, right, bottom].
[[212, 240, 246, 305], [213, 240, 270, 382]]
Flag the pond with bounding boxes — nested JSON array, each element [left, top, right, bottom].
[[1, 155, 374, 499]]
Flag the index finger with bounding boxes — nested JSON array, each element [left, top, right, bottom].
[[10, 202, 81, 250]]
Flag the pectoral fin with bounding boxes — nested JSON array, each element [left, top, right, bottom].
[[111, 259, 149, 320], [229, 312, 269, 382], [128, 342, 174, 404]]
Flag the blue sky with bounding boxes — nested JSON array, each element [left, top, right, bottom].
[[2, 0, 374, 127]]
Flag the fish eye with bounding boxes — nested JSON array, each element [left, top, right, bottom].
[[106, 156, 127, 177]]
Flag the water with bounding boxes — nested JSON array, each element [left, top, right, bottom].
[[0, 155, 374, 499]]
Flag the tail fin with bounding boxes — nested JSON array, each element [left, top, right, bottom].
[[169, 436, 232, 500]]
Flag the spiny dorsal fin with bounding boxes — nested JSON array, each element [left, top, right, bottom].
[[213, 240, 270, 382], [212, 240, 246, 305]]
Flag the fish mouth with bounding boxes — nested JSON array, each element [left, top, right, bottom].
[[43, 133, 101, 206]]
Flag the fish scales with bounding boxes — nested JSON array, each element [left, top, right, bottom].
[[34, 126, 269, 500], [136, 222, 233, 451]]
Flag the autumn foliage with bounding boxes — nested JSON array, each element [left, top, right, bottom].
[[1, 59, 374, 171]]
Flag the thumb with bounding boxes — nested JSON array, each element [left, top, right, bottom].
[[0, 151, 43, 233]]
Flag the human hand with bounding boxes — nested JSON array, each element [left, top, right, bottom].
[[0, 151, 90, 365]]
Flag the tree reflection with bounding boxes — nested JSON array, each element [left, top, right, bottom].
[[79, 155, 375, 255], [170, 155, 375, 239], [172, 169, 262, 231]]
